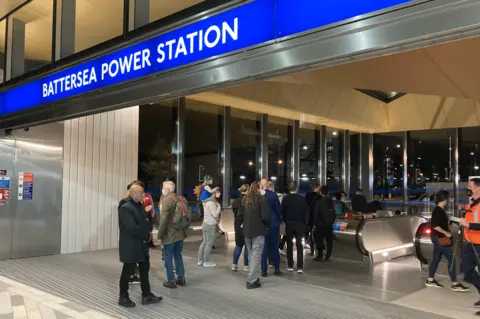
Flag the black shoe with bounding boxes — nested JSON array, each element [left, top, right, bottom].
[[247, 279, 261, 290], [118, 296, 135, 308], [425, 279, 443, 288], [451, 283, 470, 292], [176, 277, 186, 287], [141, 294, 162, 305], [313, 256, 323, 262], [274, 269, 282, 276], [324, 257, 331, 262], [163, 281, 177, 289], [476, 311, 480, 316], [262, 272, 267, 277], [474, 300, 480, 308], [129, 275, 141, 284]]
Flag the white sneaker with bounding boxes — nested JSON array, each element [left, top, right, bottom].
[[297, 269, 304, 274], [197, 261, 203, 266], [231, 264, 239, 271], [287, 267, 294, 272], [243, 266, 249, 272], [203, 262, 216, 268]]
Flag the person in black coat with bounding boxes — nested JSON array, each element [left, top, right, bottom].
[[118, 184, 162, 308], [312, 186, 336, 262], [231, 184, 249, 271]]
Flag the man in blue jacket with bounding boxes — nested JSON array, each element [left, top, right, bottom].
[[260, 179, 282, 276]]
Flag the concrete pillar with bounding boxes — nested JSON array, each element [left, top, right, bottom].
[[128, 0, 150, 31], [222, 107, 231, 208], [343, 130, 351, 194], [5, 17, 25, 80], [292, 120, 300, 185], [259, 114, 268, 180], [54, 0, 76, 61], [360, 133, 374, 201]]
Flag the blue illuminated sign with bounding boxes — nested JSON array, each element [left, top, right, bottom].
[[0, 0, 412, 116], [276, 0, 412, 38]]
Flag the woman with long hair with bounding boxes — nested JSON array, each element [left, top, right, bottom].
[[238, 181, 270, 289], [231, 184, 250, 271]]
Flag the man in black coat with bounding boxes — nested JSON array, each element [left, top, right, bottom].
[[118, 184, 162, 308], [313, 186, 336, 262]]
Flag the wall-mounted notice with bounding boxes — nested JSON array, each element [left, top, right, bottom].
[[0, 176, 10, 200], [18, 172, 34, 201]]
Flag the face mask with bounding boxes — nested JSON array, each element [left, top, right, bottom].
[[260, 189, 266, 196], [162, 189, 168, 196], [466, 189, 474, 197]]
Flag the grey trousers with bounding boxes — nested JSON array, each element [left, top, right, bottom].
[[245, 236, 265, 284], [198, 223, 217, 263]]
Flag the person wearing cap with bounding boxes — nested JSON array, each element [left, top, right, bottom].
[[199, 175, 219, 203]]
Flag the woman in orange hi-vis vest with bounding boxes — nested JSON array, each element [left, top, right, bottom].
[[460, 178, 480, 317]]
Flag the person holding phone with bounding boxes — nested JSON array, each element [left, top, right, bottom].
[[426, 190, 469, 291]]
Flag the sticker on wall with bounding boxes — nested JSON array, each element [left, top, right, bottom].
[[0, 176, 10, 201], [18, 172, 34, 201]]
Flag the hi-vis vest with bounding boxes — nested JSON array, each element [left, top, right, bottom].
[[464, 202, 480, 244]]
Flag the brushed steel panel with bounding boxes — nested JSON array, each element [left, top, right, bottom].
[[10, 124, 63, 258], [0, 138, 15, 260]]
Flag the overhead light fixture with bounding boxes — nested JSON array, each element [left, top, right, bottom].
[[240, 175, 246, 180], [417, 157, 421, 160], [475, 166, 479, 171], [271, 176, 277, 181], [332, 131, 338, 136], [248, 161, 253, 166], [278, 160, 283, 164], [303, 146, 308, 150], [396, 144, 401, 148], [302, 173, 307, 177], [471, 152, 475, 156]]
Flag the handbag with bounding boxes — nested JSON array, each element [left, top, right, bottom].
[[439, 236, 452, 246]]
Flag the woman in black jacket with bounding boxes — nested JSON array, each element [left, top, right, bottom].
[[231, 184, 249, 271], [238, 181, 270, 289]]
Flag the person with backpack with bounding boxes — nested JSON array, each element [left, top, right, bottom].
[[197, 191, 221, 267], [312, 186, 336, 262], [157, 181, 190, 289]]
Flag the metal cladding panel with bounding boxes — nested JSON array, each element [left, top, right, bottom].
[[61, 107, 139, 254]]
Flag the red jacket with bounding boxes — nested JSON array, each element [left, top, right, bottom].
[[143, 193, 154, 218]]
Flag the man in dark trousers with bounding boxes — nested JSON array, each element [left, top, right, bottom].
[[260, 179, 282, 277], [281, 181, 309, 273], [304, 185, 320, 256], [313, 186, 336, 262], [118, 184, 162, 308]]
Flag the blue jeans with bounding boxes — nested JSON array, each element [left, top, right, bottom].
[[262, 223, 280, 272], [429, 238, 456, 281], [233, 245, 248, 266], [163, 241, 185, 283]]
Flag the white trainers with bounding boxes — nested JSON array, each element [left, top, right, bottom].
[[231, 264, 239, 271], [197, 261, 203, 266], [287, 267, 294, 272], [243, 266, 249, 272], [203, 262, 216, 268], [297, 269, 304, 274]]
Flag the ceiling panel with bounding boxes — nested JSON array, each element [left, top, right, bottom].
[[0, 0, 27, 19]]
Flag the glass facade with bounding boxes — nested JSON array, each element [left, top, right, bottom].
[[230, 109, 261, 198], [138, 100, 177, 198], [326, 127, 342, 192], [268, 117, 292, 193], [184, 99, 223, 199], [75, 0, 123, 53], [150, 1, 205, 23], [299, 123, 318, 193]]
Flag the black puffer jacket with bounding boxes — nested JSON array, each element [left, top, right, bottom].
[[232, 194, 246, 246]]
